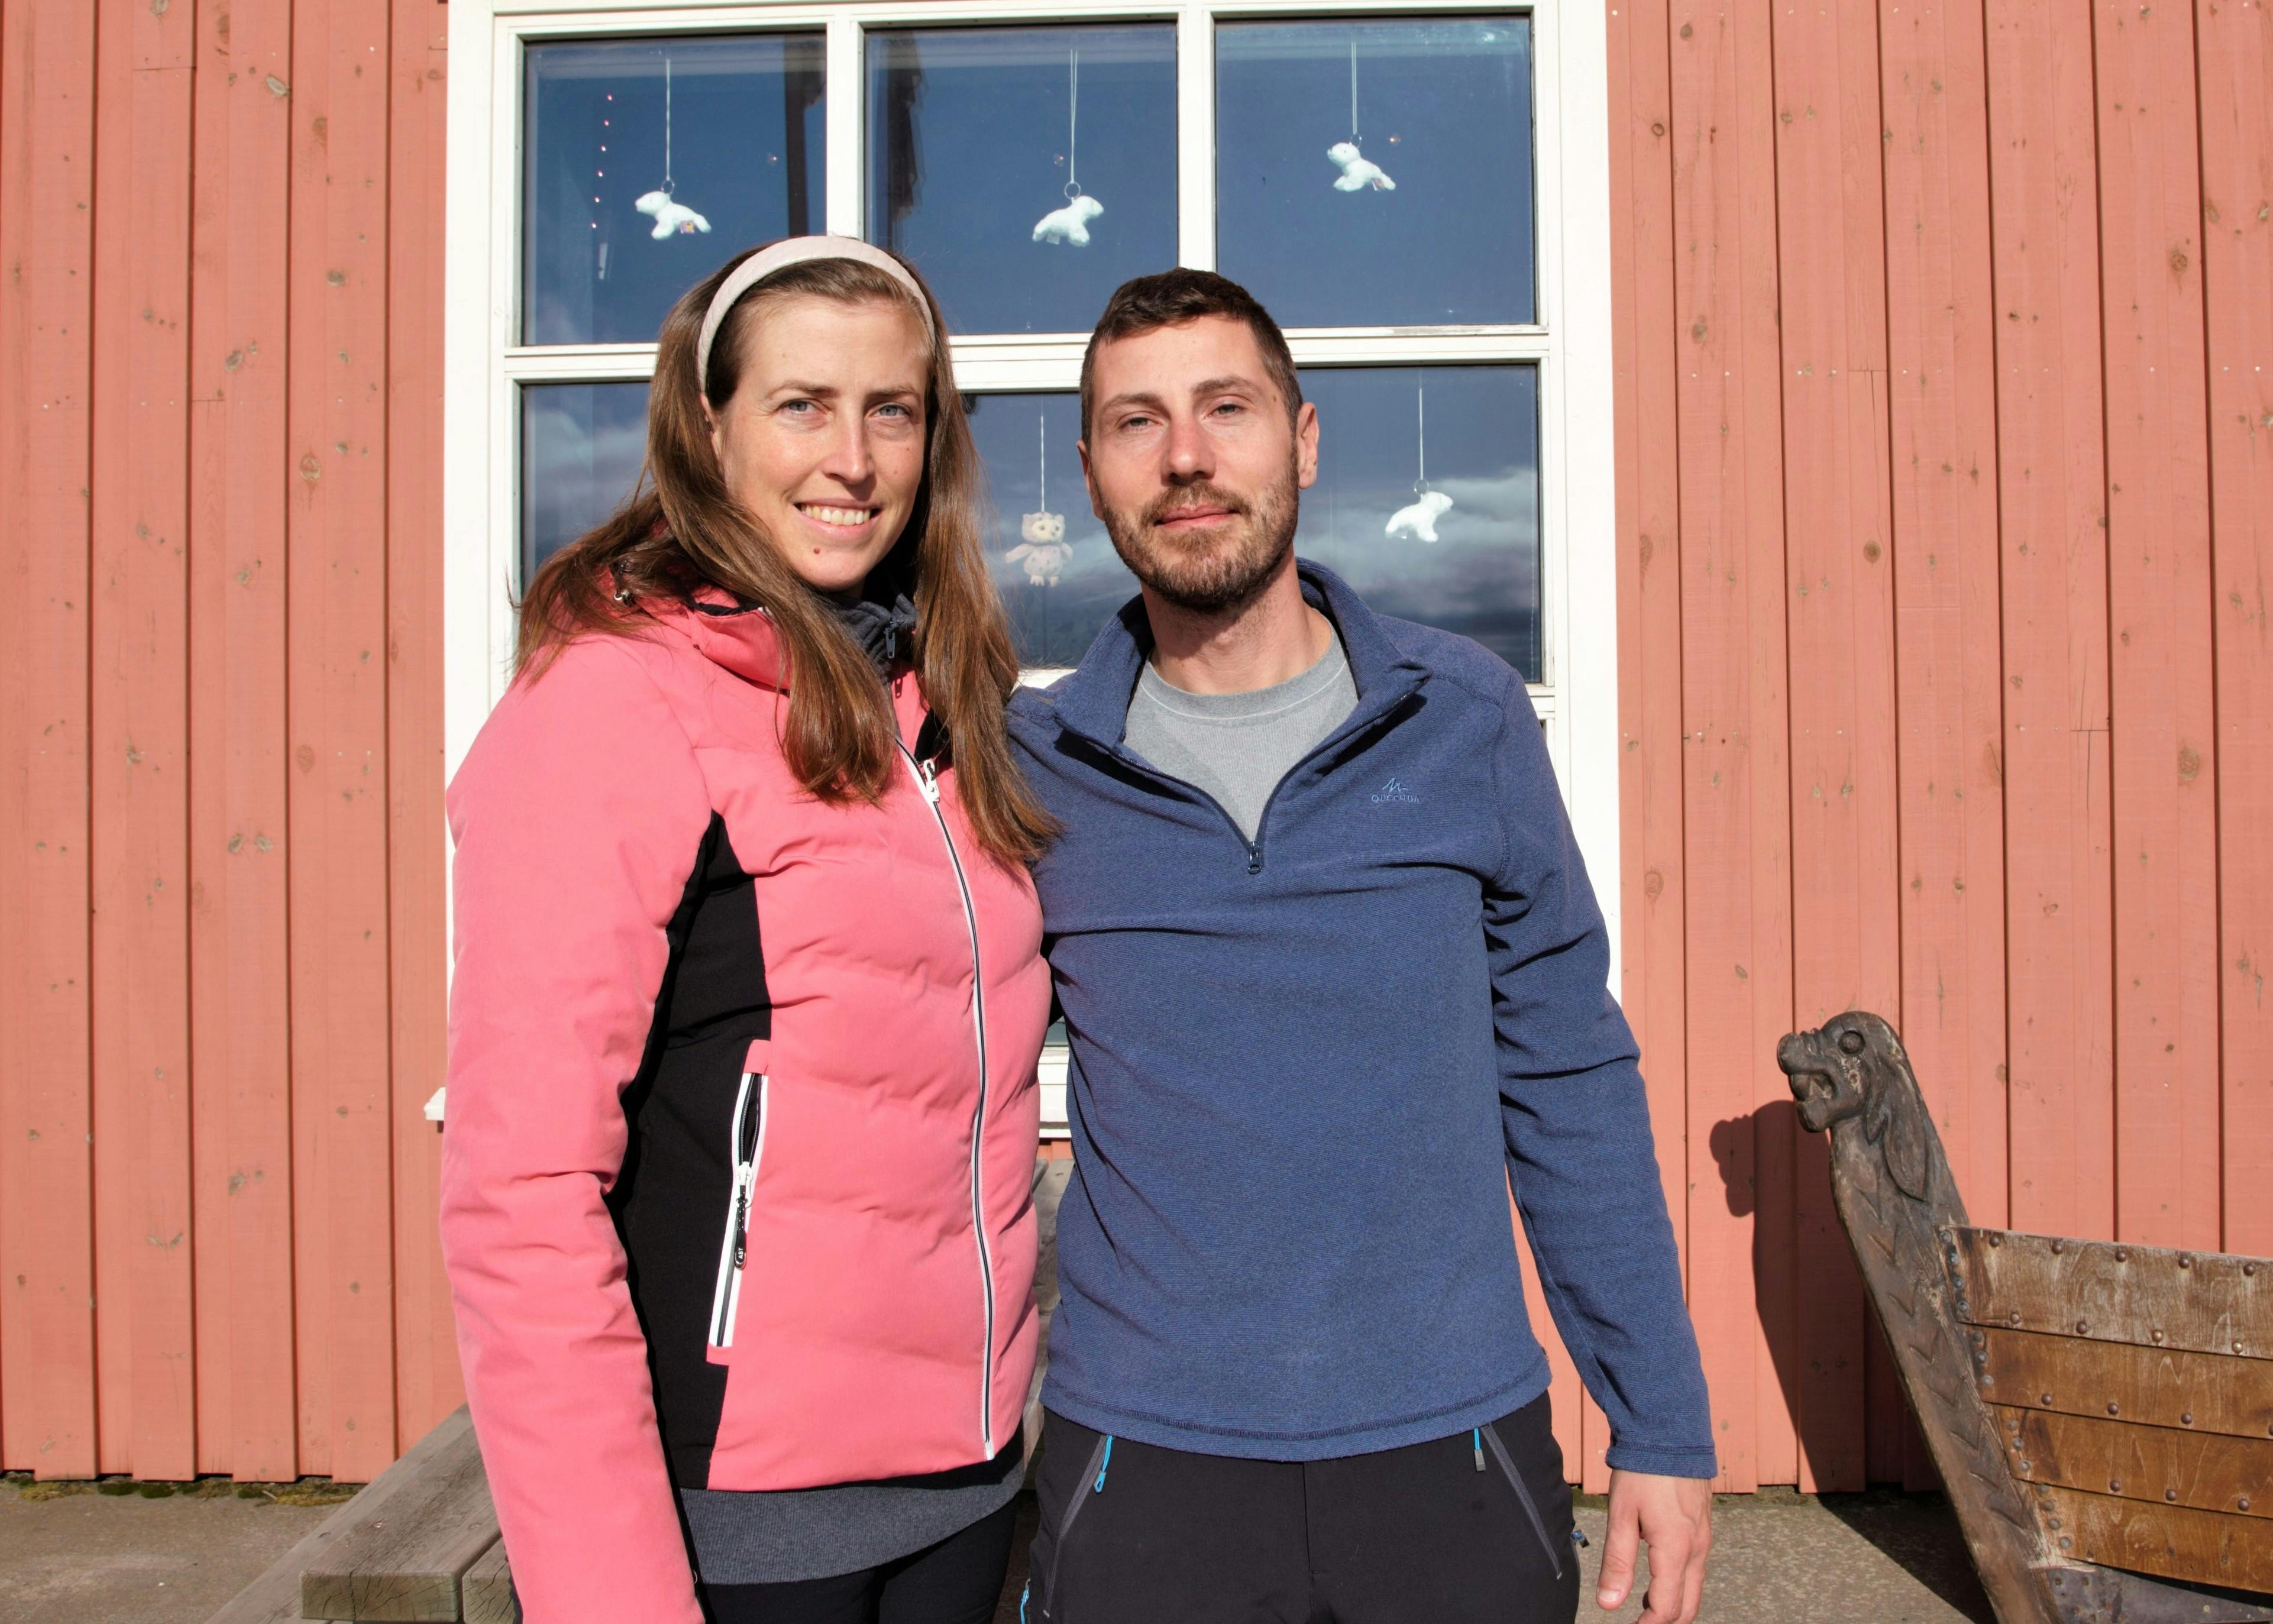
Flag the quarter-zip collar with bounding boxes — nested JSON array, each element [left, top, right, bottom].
[[1047, 558, 1429, 762]]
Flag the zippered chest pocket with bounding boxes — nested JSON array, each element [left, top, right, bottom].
[[707, 1070, 767, 1351]]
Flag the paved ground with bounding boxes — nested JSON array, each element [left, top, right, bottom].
[[4, 1474, 1990, 1624]]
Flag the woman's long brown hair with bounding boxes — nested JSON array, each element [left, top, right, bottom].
[[516, 247, 1055, 865]]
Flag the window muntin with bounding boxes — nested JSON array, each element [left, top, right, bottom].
[[866, 25, 1179, 335], [523, 34, 827, 346], [1214, 17, 1536, 328], [521, 381, 653, 578]]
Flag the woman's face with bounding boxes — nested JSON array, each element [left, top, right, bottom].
[[706, 294, 932, 599]]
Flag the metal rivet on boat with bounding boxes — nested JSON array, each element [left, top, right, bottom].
[[2152, 1329, 2165, 1344], [2078, 1321, 2091, 1334], [2107, 1403, 2120, 1416], [2178, 1253, 2193, 1268], [2051, 1240, 2065, 1254], [2181, 1413, 2194, 1426], [2059, 1536, 2072, 1550], [2246, 1263, 2258, 1277], [2042, 1393, 2055, 1406], [2114, 1248, 2128, 1262], [2165, 1490, 2178, 1502], [2109, 1480, 2122, 1493], [2009, 1312, 2022, 1326]]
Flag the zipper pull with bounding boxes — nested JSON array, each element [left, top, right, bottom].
[[732, 1180, 751, 1267], [1473, 1428, 1485, 1471], [917, 758, 942, 804]]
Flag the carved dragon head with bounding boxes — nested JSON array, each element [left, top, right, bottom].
[[1777, 1011, 1936, 1201]]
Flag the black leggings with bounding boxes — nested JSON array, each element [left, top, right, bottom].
[[700, 1498, 1019, 1624]]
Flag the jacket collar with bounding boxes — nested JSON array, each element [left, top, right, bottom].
[[1047, 558, 1428, 754], [638, 588, 787, 691]]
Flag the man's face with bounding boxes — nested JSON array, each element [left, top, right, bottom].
[[1079, 316, 1320, 614]]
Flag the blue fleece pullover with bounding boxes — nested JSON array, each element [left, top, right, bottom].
[[1006, 561, 1716, 1476]]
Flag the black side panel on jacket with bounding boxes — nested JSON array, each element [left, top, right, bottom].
[[612, 812, 771, 1488]]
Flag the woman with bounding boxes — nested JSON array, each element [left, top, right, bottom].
[[440, 238, 1055, 1624]]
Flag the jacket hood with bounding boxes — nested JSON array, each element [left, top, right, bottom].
[[638, 590, 787, 691]]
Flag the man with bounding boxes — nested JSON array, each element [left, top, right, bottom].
[[1006, 270, 1715, 1624]]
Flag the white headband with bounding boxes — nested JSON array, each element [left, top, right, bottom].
[[695, 236, 937, 392]]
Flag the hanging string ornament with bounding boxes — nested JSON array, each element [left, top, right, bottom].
[[1033, 50, 1105, 245], [1005, 416, 1074, 585], [635, 56, 712, 240], [1327, 41, 1396, 193], [1386, 387, 1453, 542]]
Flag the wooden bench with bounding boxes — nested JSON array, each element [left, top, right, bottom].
[[212, 1156, 1076, 1623], [1781, 1011, 2273, 1624]]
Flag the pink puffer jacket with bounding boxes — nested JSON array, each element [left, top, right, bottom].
[[439, 597, 1050, 1623]]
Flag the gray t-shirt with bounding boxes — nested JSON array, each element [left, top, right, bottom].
[[1124, 634, 1359, 840]]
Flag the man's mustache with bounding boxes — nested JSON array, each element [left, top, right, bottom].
[[1143, 486, 1252, 528]]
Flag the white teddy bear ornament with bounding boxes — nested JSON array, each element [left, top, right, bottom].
[[1327, 142, 1396, 193], [636, 189, 711, 240], [1385, 490, 1454, 544], [1033, 193, 1104, 247]]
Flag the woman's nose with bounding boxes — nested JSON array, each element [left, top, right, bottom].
[[817, 419, 875, 486]]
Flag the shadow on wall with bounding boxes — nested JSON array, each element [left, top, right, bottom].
[[1705, 1104, 1992, 1624]]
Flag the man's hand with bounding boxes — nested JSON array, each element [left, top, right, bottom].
[[1595, 1468, 1712, 1623]]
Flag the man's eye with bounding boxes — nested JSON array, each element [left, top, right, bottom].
[[1212, 400, 1244, 416]]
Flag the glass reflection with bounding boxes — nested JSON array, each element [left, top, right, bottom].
[[522, 381, 651, 581], [1296, 365, 1540, 680], [525, 35, 825, 346], [868, 26, 1177, 335], [1216, 18, 1535, 328], [966, 367, 1540, 680], [969, 392, 1134, 669]]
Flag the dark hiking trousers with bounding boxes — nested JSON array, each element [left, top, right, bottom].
[[1024, 1393, 1582, 1624]]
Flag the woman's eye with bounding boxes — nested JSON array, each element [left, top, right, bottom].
[[781, 399, 819, 417], [876, 403, 913, 420]]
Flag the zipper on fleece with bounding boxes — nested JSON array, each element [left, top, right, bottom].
[[899, 742, 998, 1458], [707, 1071, 766, 1350]]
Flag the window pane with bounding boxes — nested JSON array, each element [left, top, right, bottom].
[[868, 26, 1178, 335], [969, 392, 1134, 668], [525, 35, 825, 346], [522, 381, 651, 581], [1296, 365, 1541, 680], [1216, 18, 1535, 328]]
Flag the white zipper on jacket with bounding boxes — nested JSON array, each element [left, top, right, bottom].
[[898, 740, 997, 1457], [708, 1070, 767, 1350]]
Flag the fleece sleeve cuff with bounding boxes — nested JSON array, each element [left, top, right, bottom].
[[1602, 1442, 1721, 1480]]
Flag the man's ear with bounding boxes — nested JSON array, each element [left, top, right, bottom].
[[1294, 400, 1321, 491]]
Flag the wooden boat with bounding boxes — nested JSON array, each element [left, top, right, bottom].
[[1781, 1012, 2273, 1624]]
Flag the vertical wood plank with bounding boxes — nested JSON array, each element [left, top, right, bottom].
[[1609, 0, 1689, 1499], [1984, 0, 2116, 1243], [88, 0, 197, 1480], [2094, 0, 2221, 1253], [289, 0, 399, 1481], [1770, 0, 1900, 1493], [386, 0, 460, 1450], [1879, 0, 2010, 1234], [187, 0, 300, 1482], [2196, 0, 2273, 1258], [1667, 0, 1790, 1493], [0, 0, 100, 1481]]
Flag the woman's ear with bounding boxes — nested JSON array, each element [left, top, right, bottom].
[[700, 396, 725, 468]]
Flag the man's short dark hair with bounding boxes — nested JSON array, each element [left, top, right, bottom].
[[1079, 269, 1302, 440]]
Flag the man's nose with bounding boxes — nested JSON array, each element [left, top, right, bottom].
[[1163, 412, 1213, 483]]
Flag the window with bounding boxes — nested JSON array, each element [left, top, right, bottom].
[[448, 1, 1625, 1128]]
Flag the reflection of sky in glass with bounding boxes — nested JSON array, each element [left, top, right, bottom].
[[525, 35, 826, 346], [968, 392, 1134, 668], [965, 367, 1540, 678], [522, 381, 652, 581], [868, 27, 1177, 335], [1217, 18, 1535, 328], [1297, 366, 1540, 680]]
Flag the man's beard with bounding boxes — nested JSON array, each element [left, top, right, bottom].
[[1099, 457, 1301, 616]]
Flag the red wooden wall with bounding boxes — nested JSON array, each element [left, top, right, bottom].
[[1, 0, 2269, 1492], [0, 0, 453, 1483], [1594, 0, 2273, 1493]]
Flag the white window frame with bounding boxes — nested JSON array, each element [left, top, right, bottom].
[[443, 0, 1626, 1075]]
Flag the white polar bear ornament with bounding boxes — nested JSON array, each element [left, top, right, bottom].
[[1033, 193, 1104, 247], [1004, 538, 1075, 587], [1327, 143, 1396, 193], [1385, 490, 1454, 543], [636, 190, 712, 240]]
